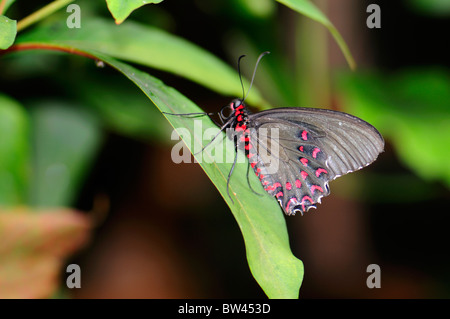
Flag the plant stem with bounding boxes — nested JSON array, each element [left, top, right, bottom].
[[3, 43, 98, 60], [16, 0, 75, 32], [0, 0, 7, 15], [295, 0, 330, 107]]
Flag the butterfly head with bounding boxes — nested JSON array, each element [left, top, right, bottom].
[[230, 98, 244, 110], [218, 99, 245, 122]]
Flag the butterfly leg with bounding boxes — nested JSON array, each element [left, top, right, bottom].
[[194, 134, 225, 156], [193, 117, 234, 156], [226, 135, 240, 204]]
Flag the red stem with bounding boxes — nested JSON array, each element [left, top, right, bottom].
[[2, 43, 98, 60]]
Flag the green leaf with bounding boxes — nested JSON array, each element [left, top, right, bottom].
[[235, 0, 276, 18], [0, 15, 16, 49], [0, 94, 29, 206], [276, 0, 356, 70], [337, 69, 450, 188], [106, 0, 164, 24], [29, 102, 102, 207], [88, 50, 303, 298], [17, 17, 266, 107]]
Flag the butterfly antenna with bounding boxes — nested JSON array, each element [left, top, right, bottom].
[[237, 55, 247, 100], [242, 51, 270, 102]]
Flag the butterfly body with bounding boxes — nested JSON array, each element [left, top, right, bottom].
[[223, 99, 384, 216]]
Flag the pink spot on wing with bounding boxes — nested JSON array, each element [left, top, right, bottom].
[[315, 168, 328, 177], [299, 145, 304, 152], [301, 130, 308, 141], [311, 185, 324, 193], [299, 195, 314, 212], [295, 179, 301, 188], [312, 147, 321, 159], [301, 195, 313, 204], [286, 182, 292, 190], [301, 171, 309, 180], [276, 191, 284, 198], [273, 182, 282, 189], [300, 158, 309, 166]]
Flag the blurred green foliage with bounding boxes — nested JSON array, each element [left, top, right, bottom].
[[339, 69, 450, 190], [0, 94, 29, 205], [405, 0, 450, 16]]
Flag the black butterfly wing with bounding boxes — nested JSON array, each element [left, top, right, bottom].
[[246, 107, 384, 215]]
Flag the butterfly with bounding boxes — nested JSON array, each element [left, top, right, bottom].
[[167, 52, 384, 216]]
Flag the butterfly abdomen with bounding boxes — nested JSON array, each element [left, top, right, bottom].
[[231, 101, 274, 187], [231, 102, 261, 175]]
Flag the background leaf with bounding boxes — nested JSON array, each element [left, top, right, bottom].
[[106, 0, 164, 24], [338, 69, 450, 188], [276, 0, 356, 70], [0, 94, 29, 206], [29, 102, 102, 207], [0, 15, 16, 49], [16, 17, 267, 107]]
